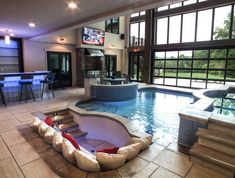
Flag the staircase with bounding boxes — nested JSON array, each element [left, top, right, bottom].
[[190, 117, 235, 178], [51, 111, 87, 139]]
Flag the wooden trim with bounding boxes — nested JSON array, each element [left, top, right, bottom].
[[154, 0, 235, 19], [151, 39, 235, 51]]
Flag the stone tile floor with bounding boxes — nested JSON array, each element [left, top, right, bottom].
[[0, 88, 228, 178]]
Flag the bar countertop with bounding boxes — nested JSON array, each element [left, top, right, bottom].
[[0, 71, 49, 77]]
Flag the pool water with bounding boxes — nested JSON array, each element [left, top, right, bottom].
[[213, 93, 235, 117], [77, 88, 193, 141]]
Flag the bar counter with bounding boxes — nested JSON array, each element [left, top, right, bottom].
[[0, 71, 49, 102]]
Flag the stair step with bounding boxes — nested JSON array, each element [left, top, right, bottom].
[[68, 129, 87, 138], [58, 121, 78, 132], [190, 143, 235, 172], [197, 128, 235, 149], [53, 114, 73, 124], [208, 123, 235, 138]]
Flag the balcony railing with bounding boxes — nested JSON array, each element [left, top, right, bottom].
[[129, 36, 145, 47]]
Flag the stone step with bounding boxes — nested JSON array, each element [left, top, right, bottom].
[[197, 128, 235, 156], [58, 121, 78, 132], [68, 129, 87, 138], [53, 114, 73, 124], [208, 114, 235, 137], [190, 143, 235, 173], [208, 123, 235, 138]]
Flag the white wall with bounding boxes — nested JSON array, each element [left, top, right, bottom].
[[23, 40, 77, 86]]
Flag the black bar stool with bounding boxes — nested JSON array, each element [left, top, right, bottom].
[[40, 72, 55, 99], [19, 74, 35, 102], [0, 76, 6, 106]]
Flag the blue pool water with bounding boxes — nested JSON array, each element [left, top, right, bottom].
[[77, 88, 193, 141], [213, 93, 235, 117]]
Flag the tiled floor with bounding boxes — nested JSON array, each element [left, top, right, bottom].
[[0, 88, 228, 178]]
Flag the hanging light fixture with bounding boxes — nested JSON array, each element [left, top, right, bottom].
[[2, 30, 11, 45], [5, 34, 10, 45]]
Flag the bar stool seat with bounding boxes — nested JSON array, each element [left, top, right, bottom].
[[40, 72, 55, 99], [19, 74, 35, 103]]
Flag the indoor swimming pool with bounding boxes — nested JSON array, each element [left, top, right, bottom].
[[76, 88, 194, 141]]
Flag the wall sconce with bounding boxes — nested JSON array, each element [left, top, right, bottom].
[[58, 38, 65, 44]]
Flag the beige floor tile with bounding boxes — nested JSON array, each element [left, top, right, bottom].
[[152, 149, 193, 177], [56, 163, 87, 178], [14, 113, 34, 124], [88, 170, 121, 178], [1, 130, 27, 146], [186, 164, 228, 178], [26, 136, 51, 153], [149, 167, 182, 178], [0, 137, 11, 161], [0, 157, 24, 178], [39, 148, 68, 170], [132, 162, 159, 178], [138, 143, 165, 162], [154, 137, 171, 147], [167, 142, 179, 152], [118, 157, 149, 178], [15, 124, 39, 140], [9, 141, 40, 166], [7, 105, 29, 115], [0, 112, 15, 121], [21, 159, 60, 178], [0, 119, 20, 134]]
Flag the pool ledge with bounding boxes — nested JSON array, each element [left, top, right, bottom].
[[178, 85, 235, 148]]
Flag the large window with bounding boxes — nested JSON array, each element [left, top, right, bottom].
[[153, 48, 235, 88], [105, 18, 119, 34], [155, 4, 235, 44], [129, 22, 145, 47]]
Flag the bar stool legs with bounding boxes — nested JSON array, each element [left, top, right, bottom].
[[41, 83, 55, 99], [19, 84, 35, 103], [0, 87, 6, 106], [49, 83, 55, 98]]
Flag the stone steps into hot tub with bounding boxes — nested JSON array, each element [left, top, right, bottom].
[[53, 114, 73, 124], [190, 143, 235, 178], [58, 120, 78, 132], [208, 114, 235, 137], [197, 128, 235, 156]]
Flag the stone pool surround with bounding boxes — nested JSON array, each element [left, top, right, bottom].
[[33, 99, 152, 171], [178, 85, 235, 148]]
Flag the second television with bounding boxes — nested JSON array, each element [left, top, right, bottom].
[[82, 27, 105, 46]]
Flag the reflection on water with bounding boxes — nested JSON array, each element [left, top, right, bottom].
[[213, 93, 235, 117], [77, 89, 193, 142]]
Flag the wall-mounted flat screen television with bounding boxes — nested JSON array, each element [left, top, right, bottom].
[[82, 27, 105, 46]]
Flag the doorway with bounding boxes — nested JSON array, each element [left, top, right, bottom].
[[47, 51, 72, 89], [129, 52, 144, 82], [105, 55, 117, 77]]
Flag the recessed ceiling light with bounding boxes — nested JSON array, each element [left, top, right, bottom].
[[10, 33, 15, 36], [68, 2, 77, 9], [28, 23, 36, 28]]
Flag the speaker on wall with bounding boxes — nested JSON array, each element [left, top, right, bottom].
[[120, 34, 125, 40]]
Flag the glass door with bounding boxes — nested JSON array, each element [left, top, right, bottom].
[[47, 51, 72, 89], [129, 52, 144, 82], [105, 55, 117, 77]]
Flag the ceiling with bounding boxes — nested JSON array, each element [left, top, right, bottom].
[[0, 0, 181, 39]]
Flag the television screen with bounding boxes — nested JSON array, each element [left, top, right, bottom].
[[82, 27, 105, 46]]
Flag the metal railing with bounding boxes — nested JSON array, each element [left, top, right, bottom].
[[129, 36, 145, 47]]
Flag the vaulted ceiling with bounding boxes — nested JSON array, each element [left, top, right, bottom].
[[0, 0, 180, 39]]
